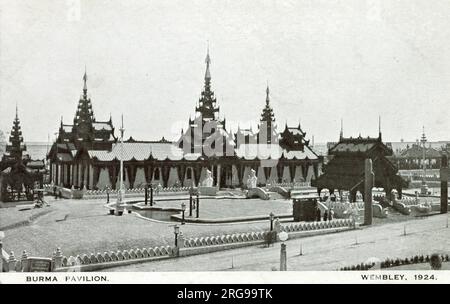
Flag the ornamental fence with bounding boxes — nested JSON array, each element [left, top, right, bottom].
[[1, 218, 354, 272], [269, 181, 311, 189]]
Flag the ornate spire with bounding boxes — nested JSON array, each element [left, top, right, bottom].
[[259, 85, 276, 144], [83, 66, 88, 99], [378, 115, 382, 140], [72, 69, 95, 141], [205, 43, 211, 82], [195, 45, 220, 120]]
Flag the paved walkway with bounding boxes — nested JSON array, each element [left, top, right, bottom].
[[105, 213, 450, 271]]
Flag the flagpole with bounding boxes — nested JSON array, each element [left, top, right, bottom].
[[116, 114, 125, 214]]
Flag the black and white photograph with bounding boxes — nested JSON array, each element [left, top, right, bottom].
[[0, 0, 449, 287]]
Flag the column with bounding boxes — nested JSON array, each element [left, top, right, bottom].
[[364, 159, 374, 226], [216, 164, 221, 188]]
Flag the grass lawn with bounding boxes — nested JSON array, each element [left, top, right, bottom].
[[1, 196, 290, 258]]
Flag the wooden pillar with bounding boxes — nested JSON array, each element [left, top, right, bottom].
[[55, 163, 59, 186], [364, 159, 374, 226]]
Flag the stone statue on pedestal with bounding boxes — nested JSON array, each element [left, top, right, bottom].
[[202, 169, 214, 187], [246, 169, 258, 189]]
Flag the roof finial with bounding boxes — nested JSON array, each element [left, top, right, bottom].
[[83, 66, 88, 98], [15, 103, 18, 119], [266, 82, 270, 105], [340, 118, 344, 140], [205, 41, 211, 81], [378, 115, 382, 140]]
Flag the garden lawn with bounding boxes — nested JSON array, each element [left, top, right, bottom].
[[1, 197, 290, 258]]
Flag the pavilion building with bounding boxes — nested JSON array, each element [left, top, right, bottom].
[[311, 127, 407, 201], [48, 50, 322, 190]]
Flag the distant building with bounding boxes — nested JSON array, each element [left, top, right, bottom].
[[48, 50, 322, 190], [0, 108, 45, 202], [391, 142, 443, 170]]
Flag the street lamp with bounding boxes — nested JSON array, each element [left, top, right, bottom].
[[189, 192, 193, 217], [106, 186, 110, 204], [181, 202, 186, 225], [144, 183, 148, 205], [174, 225, 180, 247], [278, 231, 288, 271], [116, 115, 125, 216], [196, 193, 200, 218], [269, 212, 274, 231], [150, 183, 154, 206]]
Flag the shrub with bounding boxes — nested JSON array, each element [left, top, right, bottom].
[[430, 253, 442, 270]]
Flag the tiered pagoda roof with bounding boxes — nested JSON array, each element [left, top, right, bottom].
[[50, 70, 117, 163], [5, 106, 26, 161], [312, 133, 407, 193], [178, 48, 234, 155]]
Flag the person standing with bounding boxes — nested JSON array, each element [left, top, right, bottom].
[[316, 207, 321, 222]]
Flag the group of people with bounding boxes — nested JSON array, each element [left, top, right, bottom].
[[316, 207, 334, 222]]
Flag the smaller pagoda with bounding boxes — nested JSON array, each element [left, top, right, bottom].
[[0, 107, 45, 202]]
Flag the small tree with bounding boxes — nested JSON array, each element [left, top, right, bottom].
[[430, 253, 442, 270]]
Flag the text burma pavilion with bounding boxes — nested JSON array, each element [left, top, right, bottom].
[[47, 50, 323, 190]]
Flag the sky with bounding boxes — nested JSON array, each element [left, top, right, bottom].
[[0, 0, 449, 143]]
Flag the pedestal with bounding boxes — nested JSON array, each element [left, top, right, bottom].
[[198, 186, 217, 196]]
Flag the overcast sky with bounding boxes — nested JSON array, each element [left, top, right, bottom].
[[1, 0, 449, 143]]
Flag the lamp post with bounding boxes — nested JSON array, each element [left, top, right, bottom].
[[189, 193, 193, 217], [116, 115, 125, 216], [144, 183, 148, 205], [150, 183, 154, 206], [196, 193, 200, 218], [106, 186, 110, 204], [269, 212, 274, 231], [174, 225, 180, 247], [181, 202, 186, 225], [278, 231, 288, 271]]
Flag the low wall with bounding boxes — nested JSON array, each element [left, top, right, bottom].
[[180, 240, 265, 256]]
